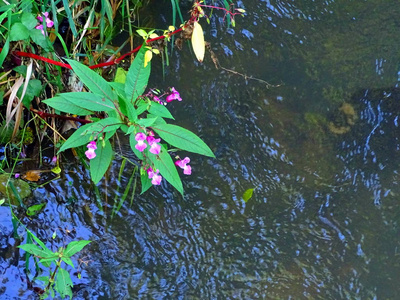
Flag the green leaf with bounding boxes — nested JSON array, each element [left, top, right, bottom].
[[18, 79, 42, 108], [90, 139, 113, 184], [66, 59, 115, 101], [109, 82, 125, 97], [10, 23, 29, 41], [148, 145, 183, 195], [26, 202, 46, 216], [18, 244, 53, 258], [61, 256, 75, 268], [58, 92, 116, 112], [21, 12, 37, 30], [62, 0, 77, 37], [243, 188, 255, 203], [136, 29, 147, 38], [148, 102, 174, 119], [39, 256, 58, 265], [27, 231, 52, 254], [90, 117, 122, 134], [152, 124, 215, 157], [137, 117, 158, 127], [36, 276, 50, 284], [55, 268, 73, 299], [0, 36, 10, 69], [125, 45, 151, 103], [30, 29, 54, 51], [114, 67, 127, 83], [43, 96, 93, 115], [58, 123, 94, 152], [140, 170, 152, 194], [64, 240, 91, 257], [118, 97, 137, 122]]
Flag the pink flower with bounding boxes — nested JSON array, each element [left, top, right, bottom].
[[85, 141, 97, 159], [50, 156, 57, 165], [135, 132, 147, 152], [147, 136, 161, 155], [166, 87, 182, 103], [15, 173, 20, 178], [147, 168, 162, 185], [175, 157, 192, 175], [36, 12, 54, 35]]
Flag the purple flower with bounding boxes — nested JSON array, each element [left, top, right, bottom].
[[15, 173, 20, 179], [36, 12, 54, 35], [85, 141, 97, 160], [147, 136, 161, 155], [175, 157, 192, 175], [147, 168, 162, 185], [135, 132, 147, 152], [166, 87, 182, 103], [51, 156, 57, 165]]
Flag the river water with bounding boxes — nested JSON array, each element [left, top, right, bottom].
[[2, 0, 400, 299]]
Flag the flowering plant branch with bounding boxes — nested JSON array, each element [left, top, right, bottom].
[[43, 45, 215, 194]]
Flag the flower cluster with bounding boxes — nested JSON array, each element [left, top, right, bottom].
[[135, 132, 161, 155], [85, 141, 97, 159], [175, 157, 192, 175], [35, 12, 54, 35], [147, 168, 162, 185], [166, 87, 182, 103], [148, 87, 182, 105]]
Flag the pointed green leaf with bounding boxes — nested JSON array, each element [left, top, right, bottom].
[[137, 117, 158, 127], [90, 140, 113, 184], [152, 124, 214, 157], [125, 45, 151, 103], [43, 96, 93, 115], [148, 102, 174, 119], [59, 123, 94, 153], [67, 59, 115, 101], [61, 256, 75, 268], [26, 202, 46, 216], [10, 23, 29, 41], [114, 67, 127, 83], [21, 12, 37, 30], [148, 145, 183, 195], [140, 170, 152, 194], [55, 268, 73, 299], [64, 240, 91, 257], [119, 97, 137, 122], [58, 92, 116, 112], [39, 256, 58, 265], [18, 244, 53, 258], [90, 117, 122, 134], [243, 188, 255, 203]]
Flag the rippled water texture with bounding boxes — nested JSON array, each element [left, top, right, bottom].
[[3, 0, 400, 299]]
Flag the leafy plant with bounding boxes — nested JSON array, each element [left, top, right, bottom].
[[18, 231, 90, 299], [44, 43, 215, 194]]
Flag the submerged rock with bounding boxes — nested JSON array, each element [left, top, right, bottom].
[[0, 174, 31, 205]]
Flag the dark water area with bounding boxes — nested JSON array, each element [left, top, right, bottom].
[[3, 0, 400, 299]]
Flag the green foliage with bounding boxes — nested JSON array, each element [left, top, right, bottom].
[[18, 232, 91, 299], [45, 43, 214, 194], [125, 46, 151, 104]]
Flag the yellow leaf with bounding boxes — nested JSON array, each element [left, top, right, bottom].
[[168, 25, 175, 31], [152, 49, 160, 55], [149, 33, 159, 39], [144, 50, 153, 67], [191, 22, 205, 63], [51, 166, 62, 174]]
